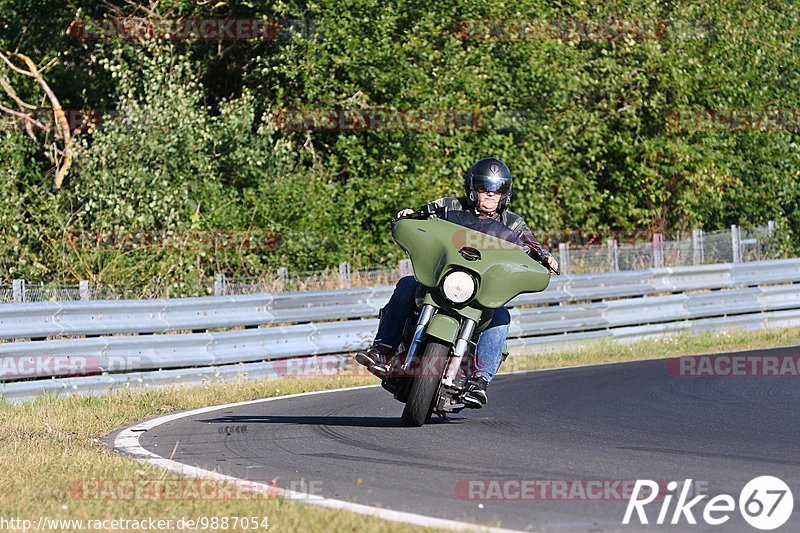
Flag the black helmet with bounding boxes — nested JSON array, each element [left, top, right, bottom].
[[465, 157, 512, 212]]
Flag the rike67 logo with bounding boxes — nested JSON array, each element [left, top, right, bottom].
[[624, 476, 793, 530]]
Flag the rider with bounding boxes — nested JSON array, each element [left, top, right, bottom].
[[356, 157, 559, 407]]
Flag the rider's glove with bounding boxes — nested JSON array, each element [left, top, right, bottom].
[[542, 252, 560, 275]]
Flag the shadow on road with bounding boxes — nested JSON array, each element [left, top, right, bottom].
[[195, 414, 454, 428]]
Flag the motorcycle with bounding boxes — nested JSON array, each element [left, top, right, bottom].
[[375, 206, 553, 427]]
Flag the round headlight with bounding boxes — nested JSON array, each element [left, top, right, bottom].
[[441, 270, 476, 304]]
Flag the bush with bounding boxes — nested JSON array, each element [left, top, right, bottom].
[[0, 0, 798, 293]]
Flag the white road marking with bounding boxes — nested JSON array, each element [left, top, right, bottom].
[[113, 354, 708, 531], [113, 384, 525, 533]]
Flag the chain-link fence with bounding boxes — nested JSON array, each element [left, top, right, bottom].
[[741, 224, 777, 262], [0, 280, 126, 303], [1, 223, 782, 302], [703, 228, 735, 264], [221, 260, 414, 295], [555, 223, 780, 275]]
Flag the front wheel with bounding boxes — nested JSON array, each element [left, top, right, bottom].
[[401, 339, 449, 427]]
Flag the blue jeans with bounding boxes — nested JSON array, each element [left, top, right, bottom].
[[374, 276, 510, 382]]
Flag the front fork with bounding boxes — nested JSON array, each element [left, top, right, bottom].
[[443, 318, 476, 387], [400, 304, 435, 372], [400, 304, 476, 384]]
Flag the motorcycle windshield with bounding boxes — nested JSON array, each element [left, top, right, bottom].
[[392, 216, 550, 308], [441, 210, 526, 248]]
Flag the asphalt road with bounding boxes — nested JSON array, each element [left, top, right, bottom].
[[137, 347, 800, 532]]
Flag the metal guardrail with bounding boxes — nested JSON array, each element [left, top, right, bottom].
[[2, 259, 799, 340], [3, 223, 775, 303], [1, 354, 356, 402], [0, 287, 388, 340], [0, 320, 373, 378], [1, 259, 799, 400], [2, 283, 798, 381]]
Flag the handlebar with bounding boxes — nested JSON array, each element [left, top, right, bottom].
[[394, 213, 561, 276]]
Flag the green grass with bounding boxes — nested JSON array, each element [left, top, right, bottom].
[[502, 326, 800, 373], [1, 326, 799, 532]]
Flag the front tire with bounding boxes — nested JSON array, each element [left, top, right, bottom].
[[401, 339, 449, 427]]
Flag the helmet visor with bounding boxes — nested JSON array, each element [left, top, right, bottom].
[[472, 175, 511, 194]]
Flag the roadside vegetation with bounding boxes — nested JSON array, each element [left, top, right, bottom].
[[2, 326, 799, 532], [1, 1, 799, 297]]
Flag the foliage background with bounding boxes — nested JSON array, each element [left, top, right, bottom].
[[0, 0, 798, 295]]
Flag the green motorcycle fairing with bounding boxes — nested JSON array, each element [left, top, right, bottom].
[[392, 217, 551, 333]]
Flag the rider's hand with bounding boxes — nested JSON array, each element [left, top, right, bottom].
[[545, 254, 560, 275], [397, 208, 414, 218]]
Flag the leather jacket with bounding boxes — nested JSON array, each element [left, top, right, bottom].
[[420, 197, 552, 265]]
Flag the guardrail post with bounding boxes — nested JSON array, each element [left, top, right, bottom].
[[608, 239, 619, 272], [652, 233, 664, 268], [692, 228, 704, 265], [277, 267, 288, 286], [398, 259, 412, 277], [731, 224, 741, 263], [339, 262, 351, 288], [79, 280, 90, 300], [558, 243, 570, 275], [12, 279, 25, 303], [213, 273, 227, 296]]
